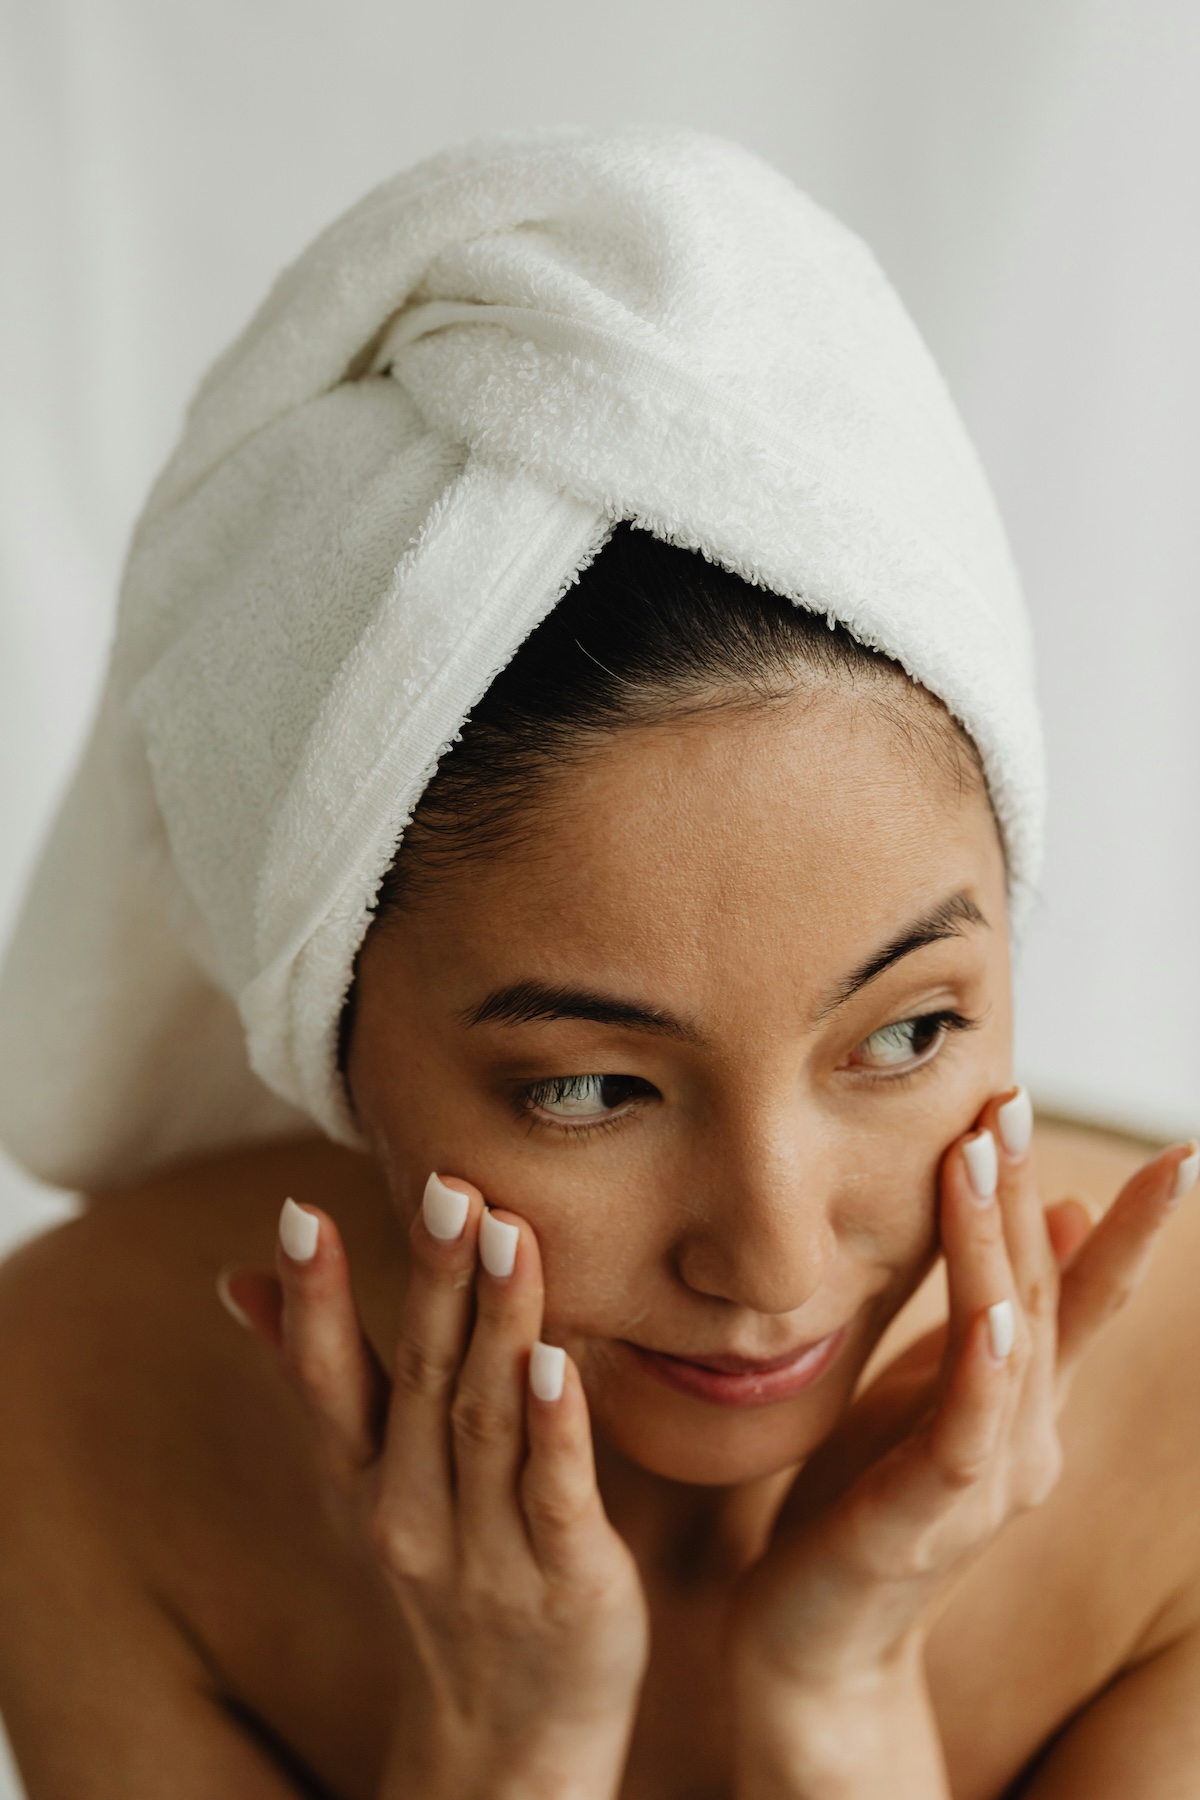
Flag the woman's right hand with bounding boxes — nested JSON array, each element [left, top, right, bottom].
[[224, 1178, 648, 1800]]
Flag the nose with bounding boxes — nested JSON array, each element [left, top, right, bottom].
[[673, 1125, 836, 1316]]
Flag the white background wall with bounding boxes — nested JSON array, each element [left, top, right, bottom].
[[1, 1, 1197, 1789]]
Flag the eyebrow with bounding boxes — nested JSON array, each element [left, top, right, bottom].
[[814, 890, 989, 1017], [459, 980, 702, 1041], [460, 890, 988, 1041]]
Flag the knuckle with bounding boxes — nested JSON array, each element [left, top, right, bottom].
[[522, 1476, 591, 1537], [283, 1340, 341, 1396], [450, 1386, 513, 1449], [392, 1334, 456, 1405], [412, 1239, 473, 1291], [367, 1502, 438, 1582], [936, 1443, 991, 1493], [1007, 1319, 1035, 1372], [973, 1203, 1005, 1247], [1021, 1270, 1059, 1325]]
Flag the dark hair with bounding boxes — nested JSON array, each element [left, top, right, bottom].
[[377, 523, 984, 907], [338, 525, 985, 1068]]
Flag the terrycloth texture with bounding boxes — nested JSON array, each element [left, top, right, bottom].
[[0, 125, 1044, 1191]]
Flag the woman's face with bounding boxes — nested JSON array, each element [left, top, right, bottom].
[[348, 683, 1012, 1486]]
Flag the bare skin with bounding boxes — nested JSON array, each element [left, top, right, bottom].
[[0, 685, 1197, 1798]]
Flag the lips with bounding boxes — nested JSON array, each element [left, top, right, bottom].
[[624, 1324, 849, 1408]]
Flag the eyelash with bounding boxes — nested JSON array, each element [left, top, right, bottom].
[[846, 1009, 979, 1082], [513, 1009, 980, 1138], [513, 1074, 653, 1141]]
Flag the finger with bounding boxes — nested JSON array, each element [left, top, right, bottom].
[[450, 1208, 547, 1571], [848, 1308, 1015, 1580], [1057, 1141, 1199, 1371], [939, 1125, 1024, 1378], [925, 1305, 1015, 1492], [376, 1175, 484, 1558], [520, 1348, 612, 1580], [986, 1087, 1058, 1337], [1044, 1199, 1094, 1268], [975, 1086, 1063, 1483], [218, 1267, 283, 1346], [276, 1199, 389, 1476], [771, 1321, 950, 1537]]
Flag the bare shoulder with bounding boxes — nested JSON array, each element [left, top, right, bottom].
[[1052, 1113, 1200, 1637], [1033, 1111, 1200, 1499], [0, 1133, 399, 1518], [0, 1137, 404, 1797], [1022, 1114, 1200, 1605], [927, 1114, 1200, 1797]]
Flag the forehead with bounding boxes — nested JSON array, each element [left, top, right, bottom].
[[409, 686, 1005, 1011]]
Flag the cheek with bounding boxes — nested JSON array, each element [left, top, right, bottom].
[[362, 1063, 666, 1326], [506, 1172, 665, 1331], [833, 1156, 940, 1279], [828, 1050, 1006, 1273]]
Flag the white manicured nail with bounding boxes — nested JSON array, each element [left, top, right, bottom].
[[964, 1130, 998, 1202], [1170, 1143, 1200, 1206], [423, 1173, 470, 1241], [216, 1267, 251, 1329], [480, 1209, 519, 1279], [279, 1197, 319, 1263], [987, 1299, 1015, 1361], [997, 1087, 1033, 1159], [529, 1341, 566, 1403]]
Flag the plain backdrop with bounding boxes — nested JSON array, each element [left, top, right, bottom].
[[1, 0, 1198, 1789]]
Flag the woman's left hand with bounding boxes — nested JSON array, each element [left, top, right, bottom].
[[727, 1090, 1199, 1795]]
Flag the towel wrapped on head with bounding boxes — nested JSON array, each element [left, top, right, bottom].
[[0, 125, 1043, 1192]]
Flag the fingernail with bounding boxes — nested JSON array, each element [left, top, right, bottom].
[[216, 1267, 251, 1330], [987, 1299, 1015, 1361], [423, 1173, 470, 1242], [997, 1086, 1033, 1159], [479, 1208, 520, 1279], [1170, 1142, 1200, 1207], [964, 1129, 998, 1202], [530, 1341, 566, 1403], [279, 1197, 319, 1263]]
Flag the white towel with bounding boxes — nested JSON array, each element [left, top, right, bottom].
[[0, 125, 1043, 1191]]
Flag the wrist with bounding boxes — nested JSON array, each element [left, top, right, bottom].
[[488, 1733, 629, 1800], [392, 1713, 632, 1800], [732, 1644, 949, 1800]]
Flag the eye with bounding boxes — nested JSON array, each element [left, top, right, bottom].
[[845, 1010, 974, 1074], [520, 1073, 649, 1124]]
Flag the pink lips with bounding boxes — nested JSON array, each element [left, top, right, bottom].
[[626, 1324, 848, 1408]]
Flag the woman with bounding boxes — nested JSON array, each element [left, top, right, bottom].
[[0, 128, 1196, 1799]]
